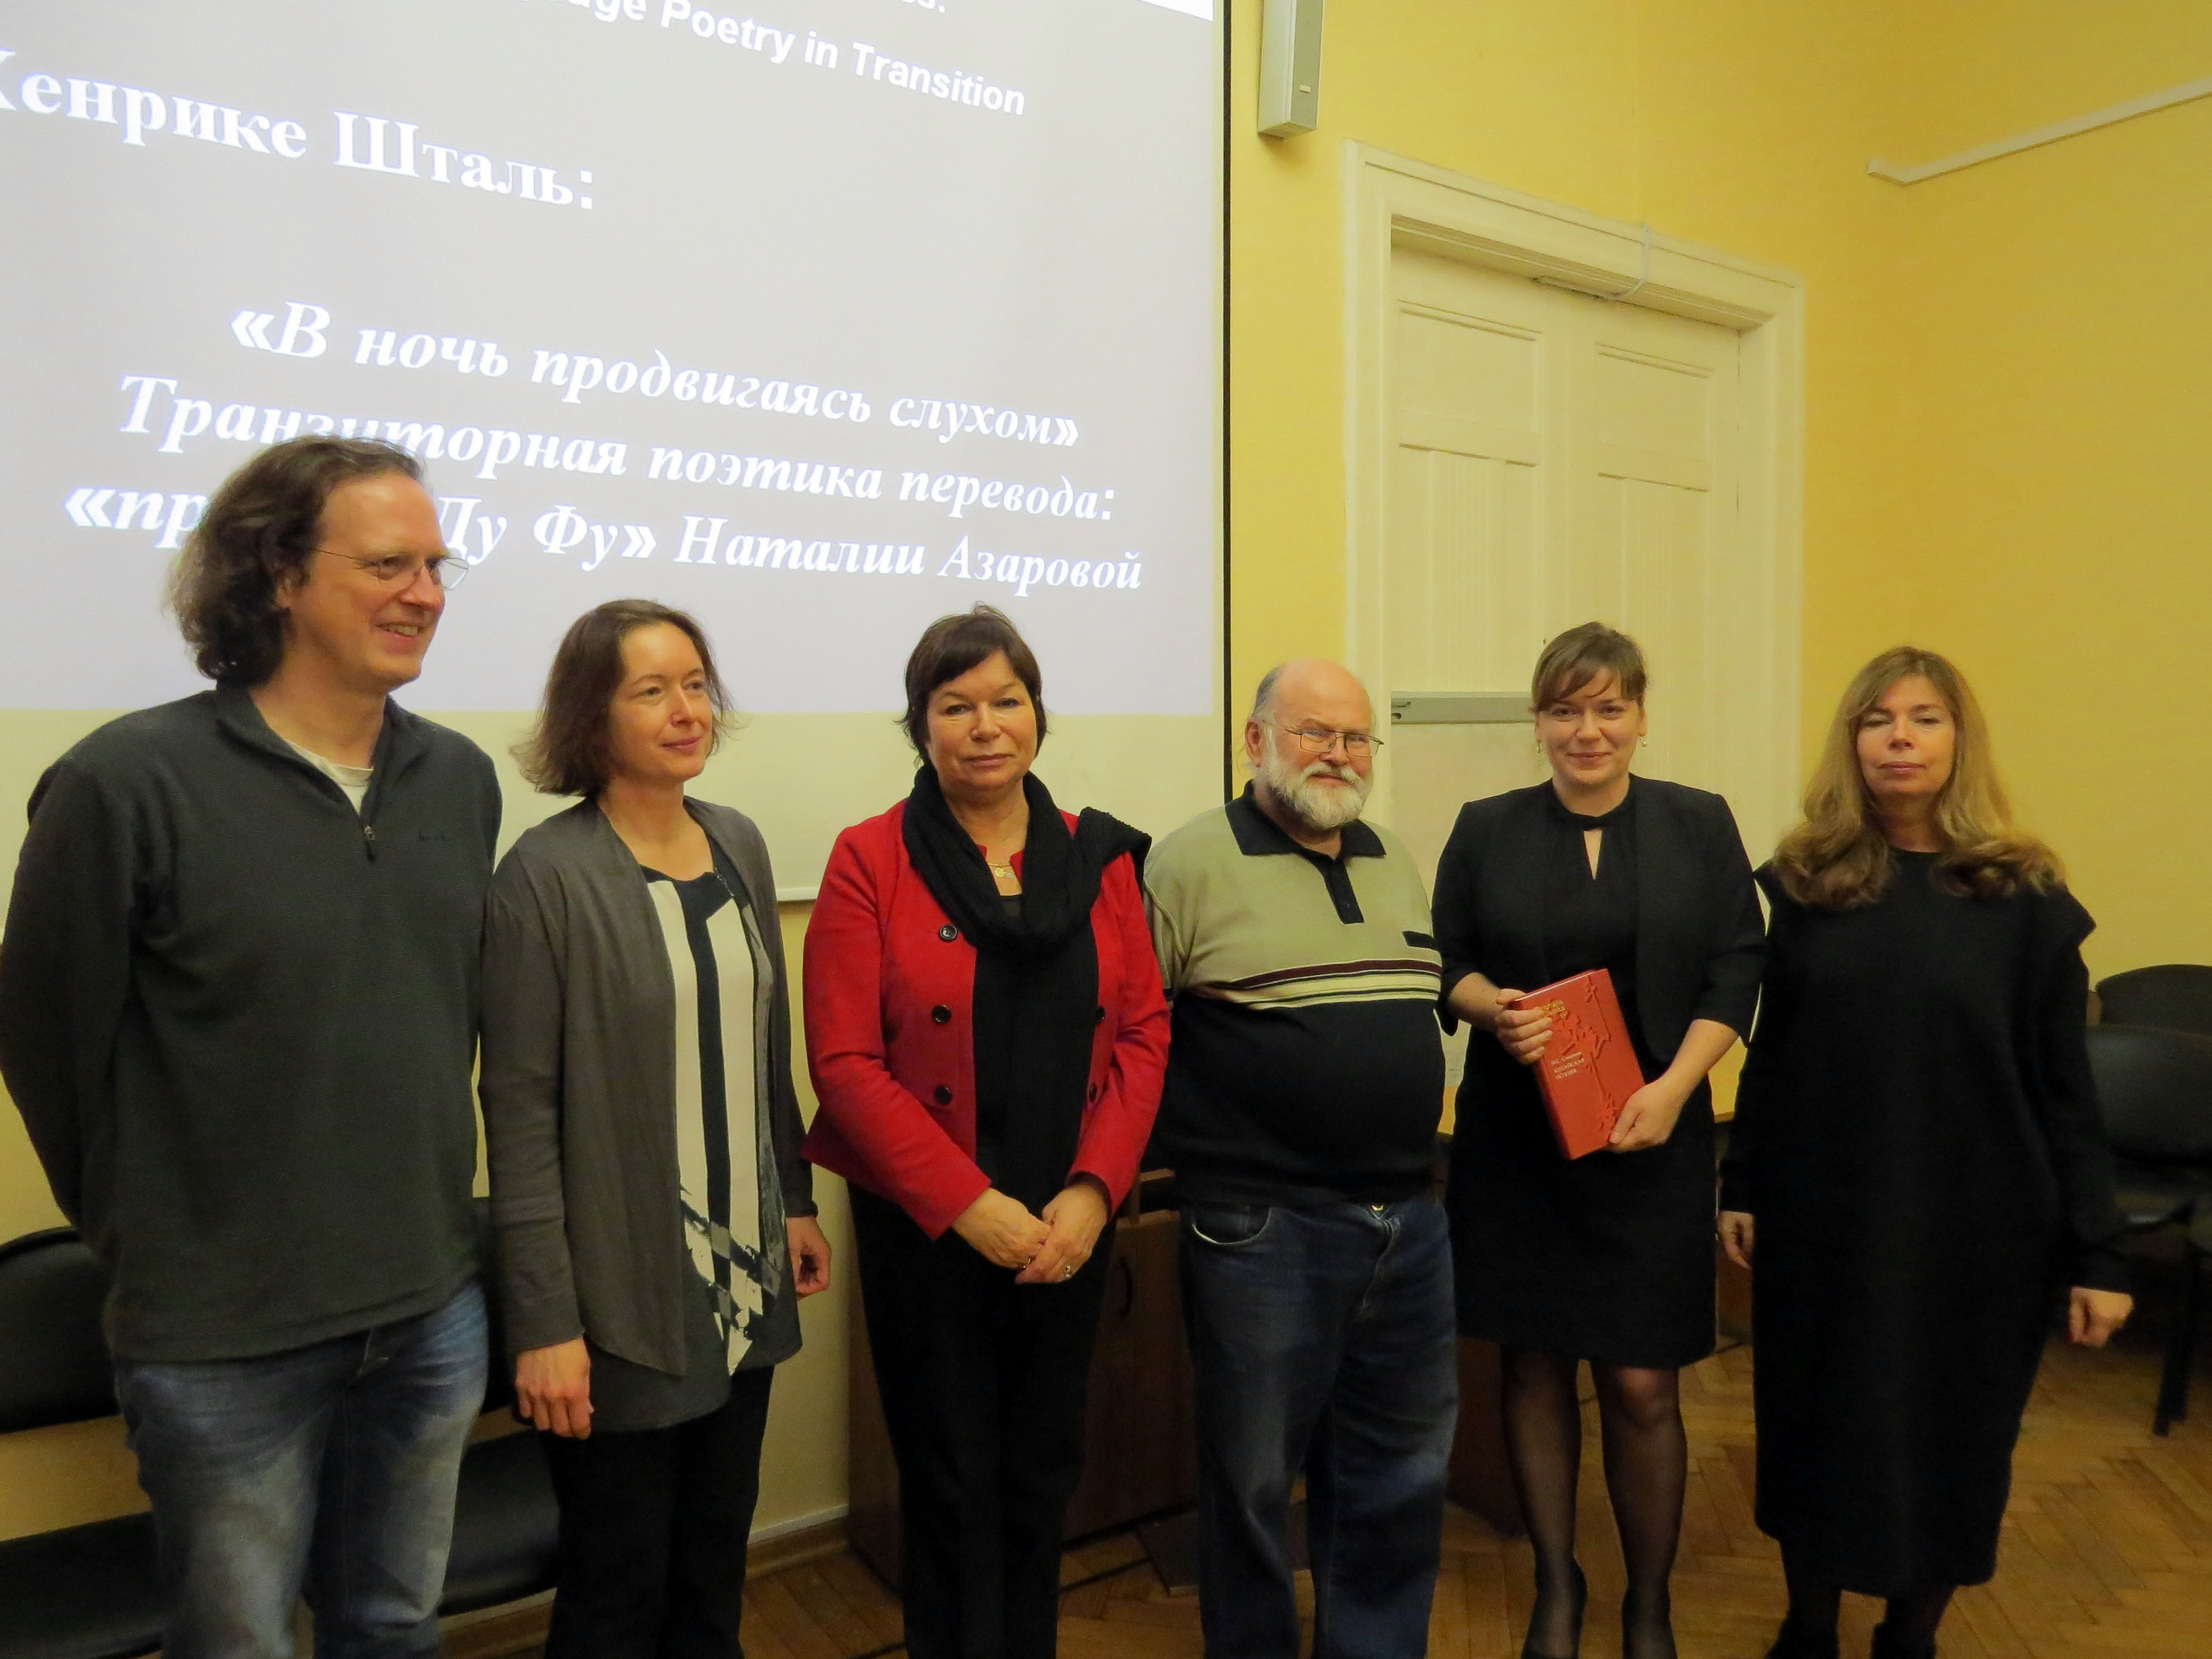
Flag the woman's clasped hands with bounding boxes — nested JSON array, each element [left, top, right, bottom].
[[952, 1178, 1110, 1285]]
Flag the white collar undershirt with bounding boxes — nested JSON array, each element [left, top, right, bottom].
[[284, 738, 373, 814]]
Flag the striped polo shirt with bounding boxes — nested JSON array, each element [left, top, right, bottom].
[[1146, 785, 1446, 1207]]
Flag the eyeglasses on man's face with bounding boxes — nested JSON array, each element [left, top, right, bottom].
[[1277, 724, 1382, 758], [317, 548, 469, 589]]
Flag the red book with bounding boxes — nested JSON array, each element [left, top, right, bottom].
[[1510, 969, 1645, 1160]]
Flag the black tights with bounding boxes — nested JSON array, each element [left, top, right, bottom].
[[1502, 1349, 1686, 1659], [1782, 1548, 1954, 1655]]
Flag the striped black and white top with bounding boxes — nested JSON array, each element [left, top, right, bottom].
[[585, 843, 794, 1431]]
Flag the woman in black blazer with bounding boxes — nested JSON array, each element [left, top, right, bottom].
[[1433, 624, 1764, 1659]]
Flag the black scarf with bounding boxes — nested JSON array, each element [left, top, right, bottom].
[[902, 767, 1149, 1214]]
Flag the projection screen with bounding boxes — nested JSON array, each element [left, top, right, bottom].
[[0, 0, 1224, 886]]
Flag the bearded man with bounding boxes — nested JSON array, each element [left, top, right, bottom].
[[1145, 659, 1456, 1659]]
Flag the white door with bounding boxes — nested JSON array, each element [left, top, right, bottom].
[[1374, 248, 1771, 885]]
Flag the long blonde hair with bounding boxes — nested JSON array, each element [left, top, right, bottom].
[[1771, 646, 2062, 910]]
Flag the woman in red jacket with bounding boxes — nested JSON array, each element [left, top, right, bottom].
[[803, 604, 1170, 1659]]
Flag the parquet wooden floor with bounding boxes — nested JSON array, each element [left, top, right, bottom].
[[545, 1322, 2212, 1658]]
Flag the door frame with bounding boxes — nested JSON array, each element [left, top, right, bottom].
[[1342, 142, 1807, 847]]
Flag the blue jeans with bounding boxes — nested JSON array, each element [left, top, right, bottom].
[[1181, 1197, 1457, 1659], [114, 1280, 487, 1659]]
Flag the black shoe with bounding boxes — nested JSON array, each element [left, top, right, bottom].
[[1764, 1610, 1841, 1659], [1521, 1561, 1588, 1659], [1870, 1623, 1936, 1659]]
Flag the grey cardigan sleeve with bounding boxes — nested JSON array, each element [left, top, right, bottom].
[[725, 818, 816, 1220], [478, 858, 586, 1355]]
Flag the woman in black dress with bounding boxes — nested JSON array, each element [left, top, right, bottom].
[[1718, 648, 2132, 1659], [1435, 623, 1765, 1659]]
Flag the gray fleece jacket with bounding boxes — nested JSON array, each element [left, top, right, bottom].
[[0, 687, 499, 1361]]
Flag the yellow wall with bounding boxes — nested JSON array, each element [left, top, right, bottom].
[[5, 0, 2209, 1545], [1229, 0, 2210, 976], [1853, 1, 2212, 975], [1230, 0, 1898, 693]]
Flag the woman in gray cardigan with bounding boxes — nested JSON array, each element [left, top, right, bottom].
[[482, 599, 830, 1659]]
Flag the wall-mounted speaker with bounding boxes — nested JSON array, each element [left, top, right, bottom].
[[1258, 0, 1324, 137]]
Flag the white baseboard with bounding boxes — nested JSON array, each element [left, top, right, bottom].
[[751, 1501, 849, 1543]]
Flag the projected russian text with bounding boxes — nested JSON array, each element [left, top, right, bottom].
[[0, 0, 1218, 713]]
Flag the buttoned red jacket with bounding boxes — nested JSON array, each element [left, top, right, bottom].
[[800, 800, 1171, 1238]]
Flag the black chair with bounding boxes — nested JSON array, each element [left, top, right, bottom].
[[0, 1229, 162, 1659], [2094, 1025, 2212, 1233], [2188, 1206, 2212, 1415], [2088, 1024, 2212, 1433], [2099, 964, 2212, 1042], [0, 1212, 560, 1654]]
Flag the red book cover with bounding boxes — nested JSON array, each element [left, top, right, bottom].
[[1510, 969, 1646, 1160]]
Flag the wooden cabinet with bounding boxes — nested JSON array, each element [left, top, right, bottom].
[[1447, 1337, 1525, 1537], [846, 1203, 1197, 1588], [1062, 1208, 1197, 1539]]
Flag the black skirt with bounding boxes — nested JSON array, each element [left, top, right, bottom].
[[1448, 1053, 1717, 1369]]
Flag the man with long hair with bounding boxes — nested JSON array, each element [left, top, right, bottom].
[[0, 437, 500, 1658]]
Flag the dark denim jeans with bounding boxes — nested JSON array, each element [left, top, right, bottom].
[[1181, 1196, 1457, 1659], [114, 1279, 487, 1659]]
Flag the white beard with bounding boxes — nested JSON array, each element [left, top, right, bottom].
[[1259, 732, 1371, 832]]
